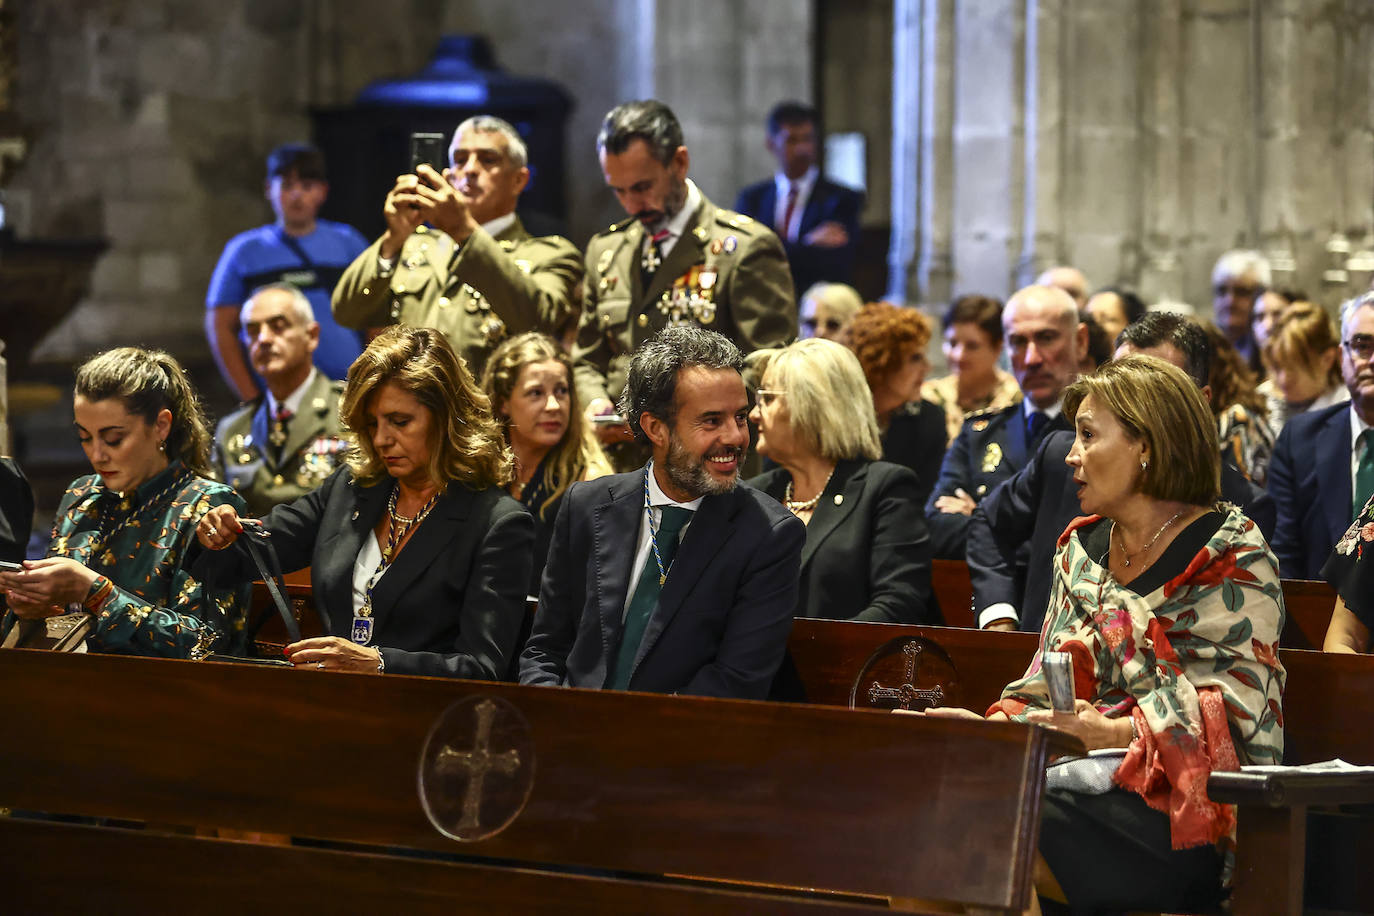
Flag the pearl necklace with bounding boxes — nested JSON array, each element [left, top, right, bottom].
[[1112, 508, 1186, 568], [783, 466, 836, 513]]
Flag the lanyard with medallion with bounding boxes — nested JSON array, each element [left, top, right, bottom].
[[352, 484, 440, 645], [643, 467, 675, 586]]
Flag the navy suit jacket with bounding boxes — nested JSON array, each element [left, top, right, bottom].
[[968, 430, 1277, 634], [734, 176, 863, 293], [194, 467, 533, 679], [519, 470, 805, 699], [748, 460, 936, 625], [1269, 402, 1354, 579], [924, 401, 1070, 560]]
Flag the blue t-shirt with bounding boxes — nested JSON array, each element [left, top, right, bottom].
[[206, 219, 370, 381]]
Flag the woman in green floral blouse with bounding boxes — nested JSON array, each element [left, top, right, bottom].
[[0, 348, 248, 658]]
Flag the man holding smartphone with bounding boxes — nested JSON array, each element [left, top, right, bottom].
[[333, 115, 582, 377]]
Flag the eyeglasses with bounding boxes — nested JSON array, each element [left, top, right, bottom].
[[755, 389, 786, 407], [1344, 335, 1374, 361], [1214, 282, 1262, 299]]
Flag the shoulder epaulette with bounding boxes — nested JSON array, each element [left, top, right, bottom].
[[602, 215, 638, 235], [715, 209, 757, 231]]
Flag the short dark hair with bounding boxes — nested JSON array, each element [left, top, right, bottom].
[[1081, 310, 1115, 368], [766, 101, 817, 136], [1094, 286, 1147, 325], [266, 143, 327, 182], [618, 327, 746, 446], [1114, 311, 1211, 389], [942, 294, 1004, 344], [597, 100, 684, 167]]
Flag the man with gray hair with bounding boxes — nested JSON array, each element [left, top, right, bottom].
[[522, 326, 804, 699], [213, 283, 349, 516], [1212, 249, 1272, 372], [333, 115, 582, 376], [1269, 290, 1374, 579], [574, 99, 796, 443]]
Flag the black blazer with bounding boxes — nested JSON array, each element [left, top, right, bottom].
[[196, 468, 533, 679], [519, 469, 805, 699], [881, 400, 948, 509], [749, 459, 936, 624], [1268, 402, 1354, 579], [734, 176, 863, 292], [969, 430, 1278, 634]]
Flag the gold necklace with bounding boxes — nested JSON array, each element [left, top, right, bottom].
[[1112, 508, 1186, 568]]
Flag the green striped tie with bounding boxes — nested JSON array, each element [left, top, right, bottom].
[[1355, 429, 1374, 521], [607, 506, 692, 690]]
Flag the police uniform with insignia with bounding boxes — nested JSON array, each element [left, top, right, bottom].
[[922, 399, 1070, 560], [212, 370, 349, 518], [572, 180, 796, 408], [332, 214, 582, 376]]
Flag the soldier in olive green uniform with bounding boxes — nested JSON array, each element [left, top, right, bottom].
[[573, 100, 796, 415], [213, 283, 352, 517], [332, 115, 581, 376], [213, 370, 349, 517]]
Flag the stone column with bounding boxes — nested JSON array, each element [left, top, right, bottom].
[[888, 0, 955, 306]]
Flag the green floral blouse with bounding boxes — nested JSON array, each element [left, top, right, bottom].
[[46, 461, 249, 658]]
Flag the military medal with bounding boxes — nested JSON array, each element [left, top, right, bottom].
[[640, 242, 662, 274], [710, 239, 723, 255], [269, 422, 288, 449], [982, 443, 1003, 473], [723, 235, 738, 253], [350, 615, 375, 645]]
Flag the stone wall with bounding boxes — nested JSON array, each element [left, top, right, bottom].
[[888, 0, 1374, 315], [6, 0, 810, 374]]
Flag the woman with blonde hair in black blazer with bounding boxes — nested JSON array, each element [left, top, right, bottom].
[[746, 338, 935, 624]]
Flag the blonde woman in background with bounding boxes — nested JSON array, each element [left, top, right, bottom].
[[482, 332, 612, 596], [1258, 301, 1348, 440]]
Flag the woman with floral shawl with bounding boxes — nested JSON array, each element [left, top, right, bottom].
[[926, 356, 1286, 913]]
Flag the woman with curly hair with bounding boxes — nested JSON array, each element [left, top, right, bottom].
[[848, 301, 947, 506], [1203, 322, 1275, 485], [481, 332, 612, 596], [0, 348, 249, 658], [195, 326, 533, 679]]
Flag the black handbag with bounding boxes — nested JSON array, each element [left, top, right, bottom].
[[202, 524, 299, 666]]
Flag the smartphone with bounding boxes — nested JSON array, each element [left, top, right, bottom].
[[591, 414, 628, 425], [409, 132, 449, 175], [0, 560, 22, 572]]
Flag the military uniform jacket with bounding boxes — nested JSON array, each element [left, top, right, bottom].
[[212, 371, 349, 518], [572, 191, 796, 407], [922, 400, 1070, 560], [332, 216, 582, 375]]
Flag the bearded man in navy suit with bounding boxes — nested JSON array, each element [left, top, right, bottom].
[[520, 326, 804, 699], [734, 101, 864, 298]]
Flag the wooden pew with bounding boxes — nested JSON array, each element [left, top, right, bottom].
[[786, 618, 1374, 913], [0, 648, 1079, 914], [928, 558, 1335, 649]]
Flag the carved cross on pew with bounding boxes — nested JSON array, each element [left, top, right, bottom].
[[435, 698, 522, 832], [867, 641, 945, 710]]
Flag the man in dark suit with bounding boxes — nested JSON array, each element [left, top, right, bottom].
[[1269, 291, 1374, 579], [734, 101, 864, 296], [521, 327, 805, 699], [969, 312, 1277, 633], [924, 285, 1086, 559]]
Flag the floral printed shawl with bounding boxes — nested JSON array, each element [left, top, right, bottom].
[[992, 504, 1286, 852]]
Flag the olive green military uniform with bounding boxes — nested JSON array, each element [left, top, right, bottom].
[[211, 372, 349, 518], [572, 189, 796, 408], [332, 216, 582, 376]]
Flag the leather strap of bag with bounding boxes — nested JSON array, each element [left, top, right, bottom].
[[240, 527, 301, 645]]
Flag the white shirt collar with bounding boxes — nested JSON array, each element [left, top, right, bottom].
[[656, 179, 702, 246], [1351, 402, 1373, 450], [1024, 397, 1063, 421], [267, 368, 318, 419], [644, 459, 703, 511], [481, 211, 517, 239], [774, 166, 819, 200]]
